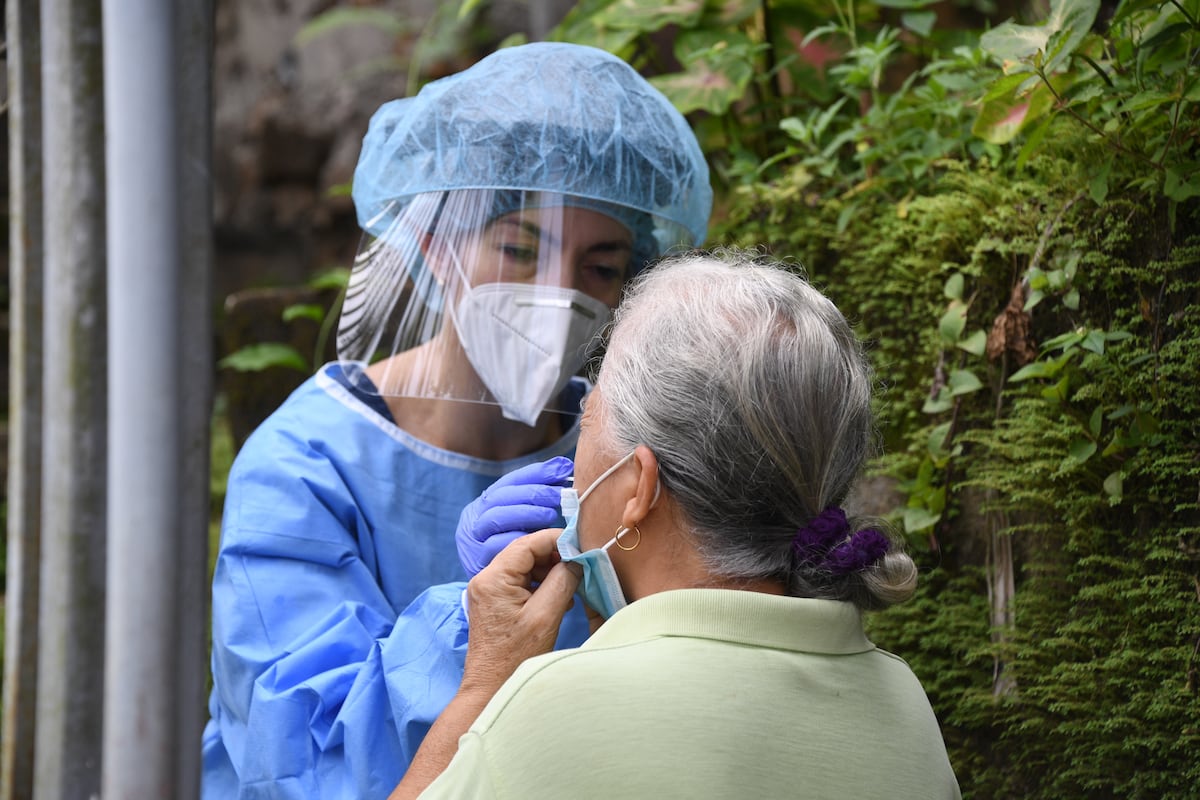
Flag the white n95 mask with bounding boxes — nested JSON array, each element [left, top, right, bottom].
[[452, 283, 609, 426]]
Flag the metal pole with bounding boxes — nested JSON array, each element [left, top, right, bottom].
[[100, 0, 183, 797], [3, 0, 45, 797], [173, 3, 216, 797], [35, 0, 108, 797]]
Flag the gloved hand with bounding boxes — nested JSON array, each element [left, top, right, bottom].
[[456, 456, 574, 576]]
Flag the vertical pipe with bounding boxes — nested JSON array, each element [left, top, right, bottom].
[[35, 0, 108, 797], [100, 1, 181, 798], [173, 4, 215, 798], [3, 0, 44, 797]]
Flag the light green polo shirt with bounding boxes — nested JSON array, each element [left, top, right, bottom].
[[420, 588, 961, 799]]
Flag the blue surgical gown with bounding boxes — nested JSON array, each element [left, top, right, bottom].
[[202, 363, 590, 799]]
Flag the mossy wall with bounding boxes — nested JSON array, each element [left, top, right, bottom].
[[719, 124, 1200, 797]]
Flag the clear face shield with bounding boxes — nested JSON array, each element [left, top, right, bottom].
[[336, 188, 683, 426]]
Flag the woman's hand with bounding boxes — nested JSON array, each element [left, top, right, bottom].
[[455, 457, 574, 576], [390, 528, 580, 800], [460, 527, 581, 698]]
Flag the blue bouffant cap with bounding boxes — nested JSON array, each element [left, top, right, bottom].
[[352, 42, 712, 259]]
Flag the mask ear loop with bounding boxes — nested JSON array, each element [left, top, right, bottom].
[[577, 451, 636, 504]]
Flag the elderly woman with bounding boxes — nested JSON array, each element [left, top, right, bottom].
[[390, 249, 962, 798]]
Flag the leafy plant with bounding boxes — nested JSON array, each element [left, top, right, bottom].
[[976, 0, 1200, 207], [218, 267, 349, 375]]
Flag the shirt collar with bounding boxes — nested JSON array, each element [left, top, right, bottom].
[[583, 588, 875, 656]]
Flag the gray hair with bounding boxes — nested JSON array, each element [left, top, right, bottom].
[[593, 248, 916, 610]]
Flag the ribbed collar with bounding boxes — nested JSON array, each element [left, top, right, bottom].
[[583, 588, 875, 656]]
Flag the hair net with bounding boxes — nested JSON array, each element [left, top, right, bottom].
[[336, 42, 712, 425], [352, 42, 710, 252]]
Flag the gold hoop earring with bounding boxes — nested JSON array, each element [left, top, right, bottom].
[[614, 524, 642, 551]]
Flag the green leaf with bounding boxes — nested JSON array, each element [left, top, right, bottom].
[[592, 0, 704, 31], [901, 10, 938, 36], [1140, 21, 1193, 53], [1119, 89, 1178, 113], [458, 0, 487, 20], [973, 77, 1063, 145], [1106, 404, 1135, 420], [1089, 406, 1104, 437], [980, 0, 1101, 71], [948, 369, 984, 396], [903, 506, 942, 534], [1081, 330, 1106, 354], [1041, 374, 1070, 402], [923, 387, 955, 414], [1041, 329, 1084, 352], [927, 422, 953, 456], [218, 343, 309, 374], [650, 29, 756, 115], [836, 203, 857, 235], [944, 273, 965, 301], [1063, 288, 1080, 310], [939, 302, 969, 343], [1068, 437, 1097, 463], [1009, 360, 1060, 382], [1103, 471, 1123, 503], [958, 329, 988, 356], [309, 268, 351, 291], [1164, 168, 1200, 202], [282, 304, 324, 323]]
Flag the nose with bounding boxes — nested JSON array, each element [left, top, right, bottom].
[[540, 250, 579, 291]]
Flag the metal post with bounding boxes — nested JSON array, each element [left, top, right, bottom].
[[173, 3, 216, 797], [3, 0, 45, 797], [101, 0, 182, 797], [99, 2, 214, 796], [35, 0, 108, 797]]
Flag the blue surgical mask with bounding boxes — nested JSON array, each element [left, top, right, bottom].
[[557, 451, 636, 618]]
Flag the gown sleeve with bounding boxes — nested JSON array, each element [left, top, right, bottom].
[[203, 410, 469, 799]]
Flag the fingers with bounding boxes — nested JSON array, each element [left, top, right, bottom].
[[479, 532, 524, 565], [488, 526, 564, 572], [489, 456, 573, 491], [470, 495, 564, 540]]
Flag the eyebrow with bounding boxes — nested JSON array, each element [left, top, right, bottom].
[[499, 218, 633, 255]]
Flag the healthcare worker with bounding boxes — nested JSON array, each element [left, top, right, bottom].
[[201, 42, 712, 800]]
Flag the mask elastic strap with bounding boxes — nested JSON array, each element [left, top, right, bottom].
[[577, 450, 636, 504]]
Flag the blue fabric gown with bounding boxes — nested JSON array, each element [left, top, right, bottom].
[[202, 363, 590, 799]]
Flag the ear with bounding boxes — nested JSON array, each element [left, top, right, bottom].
[[621, 445, 660, 528]]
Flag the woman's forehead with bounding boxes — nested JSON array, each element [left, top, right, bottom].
[[492, 205, 633, 244]]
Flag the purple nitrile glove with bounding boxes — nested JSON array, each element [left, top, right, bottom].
[[456, 456, 575, 576]]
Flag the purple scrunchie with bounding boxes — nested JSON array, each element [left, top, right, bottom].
[[824, 528, 890, 574], [792, 507, 890, 575], [792, 507, 849, 555]]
